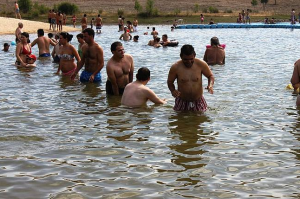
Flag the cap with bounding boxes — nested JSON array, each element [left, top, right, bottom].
[[4, 43, 10, 47], [27, 54, 37, 61]]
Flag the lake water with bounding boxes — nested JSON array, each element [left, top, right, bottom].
[[0, 25, 300, 199]]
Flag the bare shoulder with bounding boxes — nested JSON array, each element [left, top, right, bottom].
[[171, 59, 182, 69], [125, 54, 133, 61], [195, 58, 208, 66]]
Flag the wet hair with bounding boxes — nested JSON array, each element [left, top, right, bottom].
[[4, 43, 9, 47], [98, 14, 100, 17], [136, 67, 150, 81], [154, 37, 160, 42], [76, 33, 83, 39], [162, 34, 168, 39], [152, 27, 155, 31], [180, 44, 196, 56], [60, 32, 73, 42], [48, 33, 53, 38], [84, 14, 87, 17], [18, 22, 23, 27], [37, 29, 44, 36], [111, 41, 123, 52], [21, 32, 30, 43], [133, 35, 139, 39], [82, 28, 95, 38], [211, 37, 220, 46]]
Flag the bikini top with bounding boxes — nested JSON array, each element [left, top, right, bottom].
[[22, 44, 31, 55], [58, 54, 75, 61]]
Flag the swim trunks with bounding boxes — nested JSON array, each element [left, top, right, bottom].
[[174, 96, 207, 112], [16, 9, 19, 13], [80, 70, 101, 82], [39, 53, 51, 57], [96, 25, 102, 30], [105, 80, 125, 95]]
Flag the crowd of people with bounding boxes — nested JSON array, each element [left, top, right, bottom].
[[3, 17, 229, 111]]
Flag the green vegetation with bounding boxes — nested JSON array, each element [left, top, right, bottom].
[[18, 0, 32, 13], [193, 4, 200, 13], [208, 6, 219, 13], [117, 9, 124, 16], [251, 0, 258, 7], [134, 0, 143, 13], [57, 2, 79, 15]]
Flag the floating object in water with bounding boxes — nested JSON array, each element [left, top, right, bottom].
[[11, 41, 16, 46], [206, 44, 226, 49], [286, 83, 294, 90], [166, 40, 179, 47]]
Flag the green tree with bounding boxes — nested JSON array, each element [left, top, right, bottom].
[[57, 2, 79, 15], [134, 0, 142, 13], [146, 0, 155, 16], [261, 0, 268, 11], [251, 0, 258, 7], [193, 4, 200, 13], [174, 8, 181, 16], [18, 0, 32, 13]]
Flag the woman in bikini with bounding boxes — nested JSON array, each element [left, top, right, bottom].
[[15, 32, 32, 67], [56, 32, 81, 76]]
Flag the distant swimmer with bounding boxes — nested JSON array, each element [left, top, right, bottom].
[[121, 67, 167, 107], [71, 28, 104, 83], [31, 29, 56, 57], [106, 41, 134, 95], [119, 27, 132, 41], [203, 37, 225, 65], [133, 18, 138, 32], [151, 27, 158, 36], [2, 43, 10, 52], [167, 44, 214, 112], [81, 14, 88, 31]]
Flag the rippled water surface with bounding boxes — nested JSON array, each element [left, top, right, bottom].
[[1, 25, 300, 199]]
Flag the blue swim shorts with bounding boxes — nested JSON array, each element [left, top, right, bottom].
[[80, 70, 101, 83], [39, 53, 51, 57]]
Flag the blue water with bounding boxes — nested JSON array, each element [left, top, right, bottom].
[[0, 25, 300, 199]]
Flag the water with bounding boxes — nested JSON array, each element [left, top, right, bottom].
[[0, 25, 300, 199]]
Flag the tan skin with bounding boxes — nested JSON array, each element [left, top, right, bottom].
[[56, 35, 81, 75], [71, 32, 104, 82], [167, 54, 214, 101], [16, 35, 31, 67], [81, 16, 87, 31], [106, 45, 134, 95], [203, 46, 225, 65], [31, 34, 56, 56]]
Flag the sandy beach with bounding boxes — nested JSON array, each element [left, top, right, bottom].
[[0, 17, 80, 35]]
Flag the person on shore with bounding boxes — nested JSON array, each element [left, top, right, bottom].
[[31, 29, 56, 57], [15, 22, 23, 44], [245, 9, 250, 24], [106, 41, 134, 95], [48, 10, 52, 30], [2, 43, 10, 52], [57, 12, 63, 32], [151, 27, 158, 36], [95, 14, 102, 34], [203, 37, 225, 65], [121, 67, 166, 107], [291, 9, 296, 24], [167, 44, 214, 112], [76, 33, 87, 59], [133, 18, 138, 32], [291, 59, 300, 94], [72, 15, 76, 28], [200, 14, 204, 24], [160, 34, 170, 46], [15, 1, 21, 19], [71, 28, 104, 83], [51, 10, 56, 31], [241, 9, 245, 23], [56, 32, 81, 76], [81, 14, 88, 31], [63, 13, 67, 25], [119, 27, 132, 41], [15, 32, 32, 67]]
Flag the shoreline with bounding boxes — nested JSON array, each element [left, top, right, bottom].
[[0, 17, 80, 35]]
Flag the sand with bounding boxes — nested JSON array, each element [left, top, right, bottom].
[[0, 17, 80, 35]]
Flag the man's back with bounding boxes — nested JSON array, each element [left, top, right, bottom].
[[204, 46, 225, 65], [121, 82, 148, 107]]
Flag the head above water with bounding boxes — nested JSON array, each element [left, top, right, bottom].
[[136, 67, 150, 81], [60, 32, 73, 42], [210, 36, 220, 46], [111, 41, 123, 52], [180, 44, 196, 57], [82, 28, 95, 38], [37, 29, 44, 36]]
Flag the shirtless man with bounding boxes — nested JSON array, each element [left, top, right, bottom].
[[167, 44, 214, 112], [95, 14, 103, 34], [161, 34, 170, 46], [203, 37, 225, 65], [106, 41, 134, 95], [81, 14, 88, 31], [15, 22, 23, 43], [118, 15, 122, 31], [121, 67, 166, 107], [291, 59, 300, 94], [31, 29, 56, 57], [119, 27, 132, 41], [15, 1, 21, 19], [71, 28, 104, 83], [151, 27, 158, 36]]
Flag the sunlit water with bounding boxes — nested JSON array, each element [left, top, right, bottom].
[[0, 25, 300, 199]]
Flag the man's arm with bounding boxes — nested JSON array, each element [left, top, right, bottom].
[[106, 63, 120, 95], [201, 61, 214, 94], [146, 89, 166, 105], [203, 49, 208, 63], [167, 64, 180, 98], [129, 55, 134, 83], [119, 34, 123, 40], [71, 45, 86, 81], [89, 45, 104, 82], [49, 38, 56, 46], [30, 38, 38, 47]]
